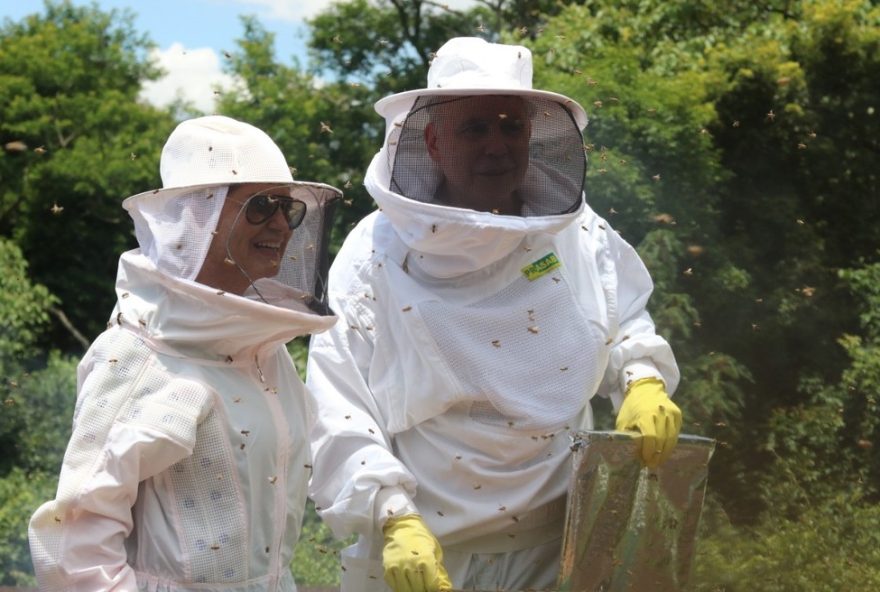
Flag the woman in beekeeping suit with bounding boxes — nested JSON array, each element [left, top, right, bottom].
[[307, 38, 682, 591], [29, 115, 341, 592]]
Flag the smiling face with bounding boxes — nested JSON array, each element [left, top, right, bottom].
[[425, 95, 531, 215], [196, 183, 295, 295]]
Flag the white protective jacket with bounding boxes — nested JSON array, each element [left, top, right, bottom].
[[306, 149, 679, 587], [29, 250, 336, 592]]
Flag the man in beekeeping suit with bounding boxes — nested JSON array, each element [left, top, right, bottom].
[[29, 115, 342, 591], [307, 37, 682, 592]]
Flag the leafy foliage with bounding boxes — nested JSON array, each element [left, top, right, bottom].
[[307, 0, 486, 96], [0, 235, 73, 493], [0, 468, 59, 586], [292, 500, 353, 586], [0, 351, 77, 476], [0, 238, 56, 365], [0, 235, 76, 585], [757, 260, 880, 517], [524, 0, 880, 523], [0, 0, 175, 350], [692, 497, 880, 591]]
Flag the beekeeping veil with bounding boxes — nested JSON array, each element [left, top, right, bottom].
[[122, 115, 341, 314], [374, 36, 588, 217]]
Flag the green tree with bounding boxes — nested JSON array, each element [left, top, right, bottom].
[[0, 238, 74, 476], [689, 261, 880, 590], [0, 351, 78, 587], [0, 0, 175, 351], [0, 238, 57, 366], [0, 468, 60, 587], [692, 497, 880, 591], [759, 261, 880, 515], [693, 0, 879, 521], [1, 351, 78, 474], [307, 0, 489, 96], [0, 238, 77, 586]]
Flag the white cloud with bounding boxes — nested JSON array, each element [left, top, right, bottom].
[[140, 43, 242, 113]]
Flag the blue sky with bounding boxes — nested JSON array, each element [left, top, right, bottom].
[[6, 0, 477, 112], [1, 1, 347, 111]]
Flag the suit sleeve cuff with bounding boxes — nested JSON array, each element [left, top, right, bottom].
[[374, 485, 419, 529], [620, 359, 665, 395]]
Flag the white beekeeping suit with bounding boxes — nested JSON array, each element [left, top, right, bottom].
[[29, 116, 342, 592], [307, 38, 680, 591]]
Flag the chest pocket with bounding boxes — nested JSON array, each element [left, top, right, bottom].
[[418, 262, 608, 432]]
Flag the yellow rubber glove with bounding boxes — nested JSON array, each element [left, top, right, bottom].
[[382, 514, 452, 592], [615, 377, 682, 469]]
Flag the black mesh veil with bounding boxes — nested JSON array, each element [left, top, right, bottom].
[[275, 184, 340, 315], [223, 183, 341, 315], [388, 95, 586, 216]]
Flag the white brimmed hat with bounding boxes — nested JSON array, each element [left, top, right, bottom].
[[122, 115, 299, 208], [374, 37, 588, 129]]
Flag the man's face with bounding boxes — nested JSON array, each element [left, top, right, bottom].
[[196, 183, 296, 295], [425, 95, 531, 214]]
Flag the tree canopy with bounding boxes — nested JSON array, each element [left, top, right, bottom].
[[0, 0, 174, 350]]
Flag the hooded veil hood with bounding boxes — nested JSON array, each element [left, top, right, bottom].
[[114, 116, 342, 358], [365, 37, 589, 278], [122, 115, 342, 313]]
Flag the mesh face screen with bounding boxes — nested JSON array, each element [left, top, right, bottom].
[[218, 184, 339, 313], [267, 184, 339, 312], [128, 181, 338, 314], [389, 95, 586, 216]]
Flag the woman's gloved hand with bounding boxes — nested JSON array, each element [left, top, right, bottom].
[[615, 377, 682, 468], [382, 514, 452, 592]]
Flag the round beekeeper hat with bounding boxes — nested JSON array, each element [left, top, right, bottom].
[[374, 37, 588, 129], [123, 115, 308, 206]]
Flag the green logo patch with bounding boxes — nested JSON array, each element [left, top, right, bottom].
[[521, 252, 561, 281]]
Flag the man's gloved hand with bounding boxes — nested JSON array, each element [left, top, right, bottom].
[[382, 514, 452, 592], [615, 377, 682, 469]]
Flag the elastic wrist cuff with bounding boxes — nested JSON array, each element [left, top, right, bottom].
[[374, 486, 418, 529], [620, 360, 664, 394]]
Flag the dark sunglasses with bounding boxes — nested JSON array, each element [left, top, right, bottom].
[[244, 194, 307, 229]]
